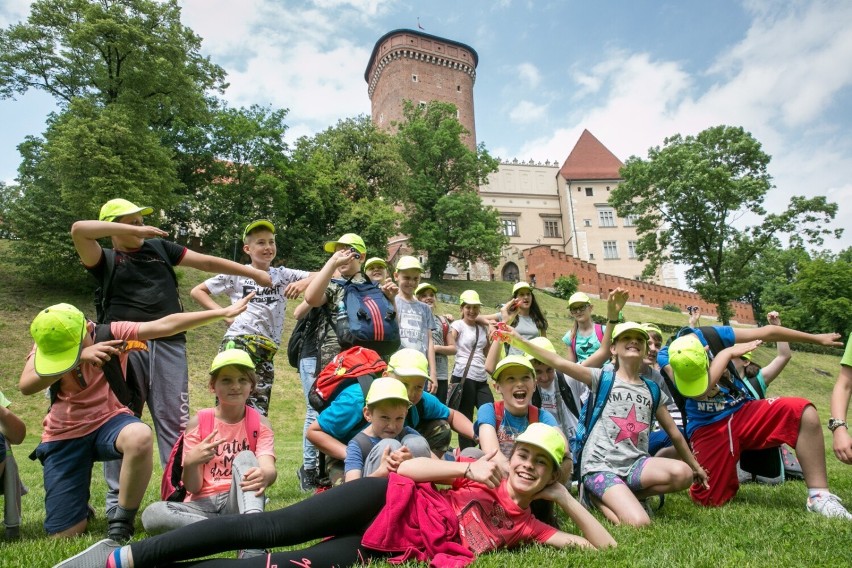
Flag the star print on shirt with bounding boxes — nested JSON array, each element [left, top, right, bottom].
[[609, 404, 649, 445]]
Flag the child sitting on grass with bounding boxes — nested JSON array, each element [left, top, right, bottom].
[[344, 377, 431, 482], [56, 424, 615, 568], [141, 349, 276, 537]]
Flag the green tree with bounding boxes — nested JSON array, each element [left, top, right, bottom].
[[611, 125, 841, 324], [395, 100, 504, 279]]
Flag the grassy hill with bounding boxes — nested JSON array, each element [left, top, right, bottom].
[[0, 243, 849, 567]]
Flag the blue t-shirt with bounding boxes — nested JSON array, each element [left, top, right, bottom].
[[344, 426, 421, 473], [406, 391, 450, 428], [658, 326, 751, 438], [475, 403, 557, 458]]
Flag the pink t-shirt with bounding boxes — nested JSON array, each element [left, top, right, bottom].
[[442, 477, 557, 554], [183, 412, 275, 500], [36, 321, 140, 443]]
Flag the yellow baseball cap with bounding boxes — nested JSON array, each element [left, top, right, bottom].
[[512, 281, 532, 295], [30, 304, 88, 376], [323, 233, 366, 255], [365, 377, 412, 407], [243, 220, 275, 240], [99, 198, 154, 222], [567, 292, 591, 307], [525, 336, 557, 362], [642, 323, 663, 337], [515, 423, 566, 467], [459, 290, 481, 306], [415, 282, 437, 296], [0, 391, 10, 409], [387, 348, 430, 380], [741, 351, 753, 362], [210, 349, 256, 374], [612, 322, 649, 341], [395, 256, 423, 272], [492, 355, 535, 382], [364, 257, 388, 270], [669, 334, 710, 397]]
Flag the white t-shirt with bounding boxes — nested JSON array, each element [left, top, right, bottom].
[[450, 320, 489, 382]]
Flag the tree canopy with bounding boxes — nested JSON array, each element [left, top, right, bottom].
[[611, 125, 841, 324]]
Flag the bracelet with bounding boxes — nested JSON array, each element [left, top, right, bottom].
[[608, 319, 619, 324], [463, 462, 472, 479]]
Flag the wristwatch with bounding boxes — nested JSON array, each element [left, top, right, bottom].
[[828, 418, 848, 432]]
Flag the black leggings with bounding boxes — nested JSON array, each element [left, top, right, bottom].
[[131, 477, 389, 567], [450, 376, 494, 449]]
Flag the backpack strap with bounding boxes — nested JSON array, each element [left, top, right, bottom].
[[353, 432, 375, 469], [440, 316, 449, 345], [197, 408, 216, 440], [639, 377, 662, 429], [528, 404, 539, 424], [555, 371, 581, 418], [99, 241, 177, 323], [93, 324, 139, 413], [494, 400, 505, 432], [244, 406, 261, 452], [594, 323, 605, 343], [570, 324, 604, 360]]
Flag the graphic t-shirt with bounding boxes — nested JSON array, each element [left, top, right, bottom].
[[562, 327, 602, 363], [395, 297, 435, 355], [580, 368, 671, 477], [204, 265, 310, 346], [443, 477, 557, 554], [538, 381, 581, 441], [475, 403, 557, 458], [183, 412, 275, 500]]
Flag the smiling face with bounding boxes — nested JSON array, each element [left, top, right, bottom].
[[416, 288, 436, 309], [494, 365, 536, 414], [568, 302, 592, 323], [508, 442, 558, 496], [394, 268, 422, 298], [461, 303, 480, 324], [531, 360, 555, 388], [363, 400, 409, 439], [210, 365, 255, 408], [366, 264, 388, 284], [645, 332, 662, 366], [243, 229, 277, 269], [611, 330, 648, 363]]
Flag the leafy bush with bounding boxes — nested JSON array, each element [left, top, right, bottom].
[[553, 275, 579, 300], [662, 303, 682, 313]]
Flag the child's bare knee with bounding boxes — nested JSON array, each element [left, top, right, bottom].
[[620, 510, 651, 527], [119, 423, 153, 457]]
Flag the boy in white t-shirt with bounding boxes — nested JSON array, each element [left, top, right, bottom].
[[192, 220, 313, 415], [393, 256, 437, 392]]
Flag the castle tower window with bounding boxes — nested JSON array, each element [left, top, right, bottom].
[[412, 74, 418, 82]]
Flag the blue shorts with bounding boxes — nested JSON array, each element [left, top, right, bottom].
[[34, 413, 144, 534], [649, 427, 686, 455], [583, 456, 650, 500]]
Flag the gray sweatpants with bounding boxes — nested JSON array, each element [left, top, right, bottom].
[[362, 435, 432, 477], [140, 451, 266, 534], [105, 337, 189, 514]]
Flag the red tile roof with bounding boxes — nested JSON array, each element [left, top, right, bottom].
[[559, 129, 624, 181]]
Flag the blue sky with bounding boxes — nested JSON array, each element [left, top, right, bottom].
[[1, 0, 850, 254]]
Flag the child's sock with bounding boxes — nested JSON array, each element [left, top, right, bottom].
[[808, 488, 830, 498], [106, 546, 132, 568]]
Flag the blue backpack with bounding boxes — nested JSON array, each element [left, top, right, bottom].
[[571, 370, 662, 469], [331, 277, 400, 358]]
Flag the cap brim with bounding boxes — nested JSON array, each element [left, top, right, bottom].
[[33, 341, 84, 377], [673, 373, 709, 398], [368, 395, 412, 407], [514, 438, 561, 467], [390, 367, 430, 380]]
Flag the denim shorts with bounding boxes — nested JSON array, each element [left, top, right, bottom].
[[34, 413, 144, 534]]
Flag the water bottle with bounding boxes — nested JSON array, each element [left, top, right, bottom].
[[335, 299, 351, 345]]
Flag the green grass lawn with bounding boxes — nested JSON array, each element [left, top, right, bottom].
[[0, 247, 849, 567]]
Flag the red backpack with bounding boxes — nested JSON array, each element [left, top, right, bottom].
[[160, 406, 261, 502], [308, 347, 387, 412], [494, 400, 539, 432]]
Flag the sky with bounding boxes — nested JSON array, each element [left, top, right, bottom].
[[1, 0, 851, 257]]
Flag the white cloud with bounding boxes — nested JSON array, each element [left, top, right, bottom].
[[516, 62, 541, 88], [0, 0, 32, 27], [508, 100, 547, 124]]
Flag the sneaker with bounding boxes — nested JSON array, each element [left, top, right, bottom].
[[53, 538, 121, 568], [4, 526, 20, 540], [639, 499, 654, 519], [297, 465, 320, 492], [807, 492, 852, 520], [107, 519, 135, 544], [237, 548, 269, 559]]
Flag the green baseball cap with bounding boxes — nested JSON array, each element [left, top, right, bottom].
[[387, 348, 430, 380], [395, 255, 424, 272], [30, 304, 88, 376], [459, 290, 481, 306], [210, 349, 256, 374], [669, 334, 710, 397], [415, 282, 437, 296], [365, 377, 411, 407], [243, 220, 275, 240], [492, 355, 535, 382], [323, 233, 366, 255], [99, 198, 154, 222], [512, 281, 532, 296], [515, 423, 566, 467]]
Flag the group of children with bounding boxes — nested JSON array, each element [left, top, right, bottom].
[[0, 196, 850, 568]]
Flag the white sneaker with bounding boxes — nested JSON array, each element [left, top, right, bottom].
[[806, 492, 852, 520], [53, 539, 121, 568]]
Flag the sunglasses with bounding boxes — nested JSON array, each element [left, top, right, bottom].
[[569, 304, 590, 313]]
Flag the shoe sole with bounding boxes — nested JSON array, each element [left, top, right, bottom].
[[53, 539, 119, 568]]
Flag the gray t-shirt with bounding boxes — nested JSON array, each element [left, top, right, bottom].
[[580, 368, 671, 477], [450, 320, 489, 382], [507, 314, 540, 356], [395, 297, 435, 355], [204, 265, 310, 346], [538, 378, 585, 442], [430, 314, 450, 382]]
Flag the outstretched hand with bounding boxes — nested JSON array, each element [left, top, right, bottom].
[[607, 287, 629, 320], [814, 332, 843, 348], [133, 225, 169, 239], [223, 291, 256, 319], [730, 340, 762, 358]]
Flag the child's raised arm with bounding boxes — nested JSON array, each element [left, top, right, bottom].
[[71, 220, 168, 267], [732, 323, 841, 348], [496, 326, 594, 386], [582, 288, 629, 369], [137, 293, 255, 341], [396, 449, 502, 486], [758, 312, 792, 386]]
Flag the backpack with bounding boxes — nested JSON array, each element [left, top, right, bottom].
[[570, 323, 605, 360], [308, 347, 388, 412], [48, 324, 144, 416], [94, 239, 178, 324], [287, 307, 324, 369], [330, 277, 400, 357], [571, 370, 661, 469], [160, 406, 261, 502], [494, 400, 539, 431]]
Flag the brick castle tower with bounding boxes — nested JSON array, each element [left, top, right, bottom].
[[365, 29, 478, 148]]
